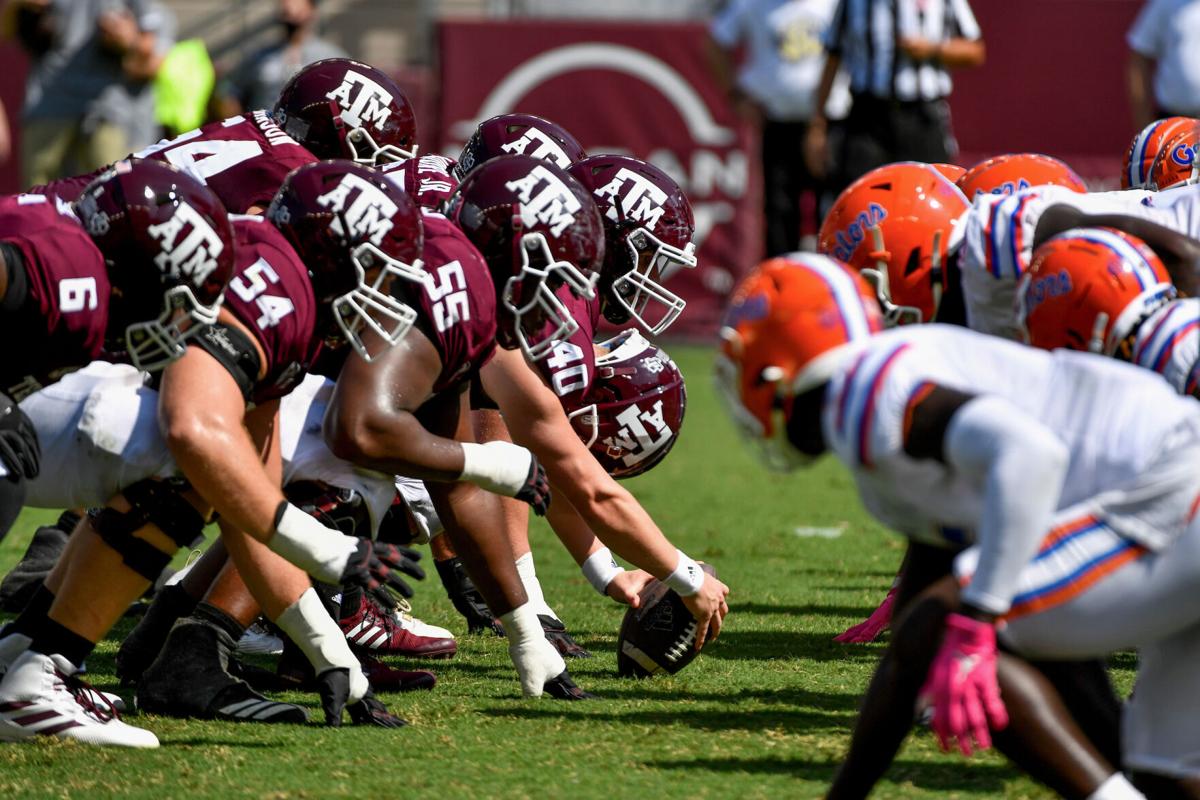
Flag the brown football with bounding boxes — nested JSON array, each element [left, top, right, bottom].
[[616, 562, 718, 678]]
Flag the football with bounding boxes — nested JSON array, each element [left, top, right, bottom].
[[616, 562, 718, 678]]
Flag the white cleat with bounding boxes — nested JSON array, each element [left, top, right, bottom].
[[393, 599, 455, 641], [0, 634, 125, 714], [0, 651, 157, 748], [235, 621, 284, 657]]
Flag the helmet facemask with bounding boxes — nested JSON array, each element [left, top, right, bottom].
[[332, 243, 424, 361], [713, 350, 812, 472], [344, 123, 417, 166], [612, 227, 697, 334], [125, 284, 223, 372], [502, 230, 598, 361]]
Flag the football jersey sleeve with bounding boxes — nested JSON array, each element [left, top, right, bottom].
[[1132, 299, 1200, 398]]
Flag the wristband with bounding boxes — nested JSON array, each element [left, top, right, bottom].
[[268, 501, 358, 584], [274, 588, 369, 703], [459, 441, 533, 497], [581, 547, 625, 595], [663, 550, 705, 597]]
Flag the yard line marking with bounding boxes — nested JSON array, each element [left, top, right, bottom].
[[792, 524, 847, 539]]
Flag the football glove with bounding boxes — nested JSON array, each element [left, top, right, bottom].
[[917, 612, 1009, 756]]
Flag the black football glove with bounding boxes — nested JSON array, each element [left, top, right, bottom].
[[347, 691, 408, 728], [340, 539, 425, 610], [317, 668, 409, 728], [544, 669, 595, 701], [539, 615, 591, 659], [515, 457, 551, 516], [0, 397, 40, 481]]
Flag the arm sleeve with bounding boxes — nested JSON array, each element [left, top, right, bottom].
[[944, 395, 1069, 615], [709, 0, 745, 48], [1128, 0, 1165, 57], [946, 0, 981, 41]]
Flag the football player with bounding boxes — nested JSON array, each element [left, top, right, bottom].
[[0, 160, 424, 744], [1123, 117, 1199, 190], [717, 253, 1200, 798]]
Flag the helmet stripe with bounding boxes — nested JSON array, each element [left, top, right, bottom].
[[1133, 120, 1162, 188], [800, 255, 874, 343], [1072, 228, 1162, 291]]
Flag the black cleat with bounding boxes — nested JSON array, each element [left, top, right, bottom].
[[544, 670, 595, 701], [0, 511, 77, 613], [116, 583, 198, 686], [539, 615, 592, 659], [435, 557, 504, 636]]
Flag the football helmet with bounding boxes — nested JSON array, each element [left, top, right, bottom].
[[456, 113, 586, 180], [1017, 227, 1174, 357], [1148, 127, 1200, 191], [267, 160, 424, 361], [74, 159, 233, 372], [569, 155, 696, 334], [447, 154, 605, 361], [272, 58, 417, 165], [1123, 116, 1198, 190], [715, 253, 883, 471], [956, 153, 1087, 199], [565, 329, 686, 479], [818, 162, 968, 326], [931, 163, 967, 183]]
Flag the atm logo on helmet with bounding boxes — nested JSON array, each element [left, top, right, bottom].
[[593, 168, 668, 230], [499, 127, 573, 167], [504, 164, 581, 236], [830, 202, 887, 262], [326, 70, 393, 131], [604, 400, 673, 467], [146, 202, 224, 285], [317, 173, 397, 246]]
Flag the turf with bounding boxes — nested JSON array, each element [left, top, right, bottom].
[[0, 345, 1131, 799]]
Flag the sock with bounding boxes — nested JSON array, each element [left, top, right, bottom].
[[1087, 774, 1144, 800], [9, 584, 55, 639], [514, 552, 556, 620], [192, 602, 249, 643], [339, 584, 363, 619], [28, 617, 95, 669]]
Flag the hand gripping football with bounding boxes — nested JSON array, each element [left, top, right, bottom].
[[616, 562, 717, 678]]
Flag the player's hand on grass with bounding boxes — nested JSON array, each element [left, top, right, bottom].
[[680, 572, 730, 651], [315, 666, 370, 727], [606, 569, 655, 607], [834, 585, 896, 644], [917, 612, 1009, 756], [347, 691, 408, 728]]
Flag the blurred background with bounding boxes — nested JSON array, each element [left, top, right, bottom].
[[0, 0, 1155, 337]]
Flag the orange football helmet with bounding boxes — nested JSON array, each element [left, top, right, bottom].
[[1123, 116, 1198, 190], [1017, 227, 1174, 356], [716, 253, 883, 470], [1148, 127, 1200, 191], [818, 162, 968, 326], [931, 163, 967, 183], [956, 153, 1087, 200]]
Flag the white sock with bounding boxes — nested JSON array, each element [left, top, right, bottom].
[[514, 552, 556, 619], [1088, 774, 1145, 800]]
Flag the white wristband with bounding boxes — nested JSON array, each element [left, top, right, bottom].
[[268, 502, 358, 585], [274, 588, 369, 703], [459, 441, 533, 497], [663, 550, 705, 597], [581, 547, 624, 595]]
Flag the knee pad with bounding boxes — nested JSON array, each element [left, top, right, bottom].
[[90, 478, 205, 581]]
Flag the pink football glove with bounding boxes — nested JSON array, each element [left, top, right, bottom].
[[917, 612, 1009, 756], [834, 585, 897, 643]]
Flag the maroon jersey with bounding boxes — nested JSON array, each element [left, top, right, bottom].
[[379, 155, 460, 211], [534, 287, 601, 407], [413, 212, 497, 395], [0, 195, 110, 399], [34, 112, 317, 214], [225, 217, 320, 404]]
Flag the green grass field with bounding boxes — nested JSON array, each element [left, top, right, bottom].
[[0, 345, 1125, 799]]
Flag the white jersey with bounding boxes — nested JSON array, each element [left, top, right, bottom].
[[1128, 182, 1200, 237], [1132, 298, 1200, 399], [822, 325, 1200, 551], [956, 186, 1154, 339]]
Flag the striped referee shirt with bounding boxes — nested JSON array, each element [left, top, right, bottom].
[[824, 0, 981, 101]]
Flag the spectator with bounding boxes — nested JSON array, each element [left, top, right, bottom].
[[805, 0, 985, 195], [217, 0, 346, 117], [10, 0, 173, 187], [1127, 0, 1200, 130], [710, 0, 851, 257]]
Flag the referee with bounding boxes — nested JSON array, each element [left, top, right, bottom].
[[805, 0, 985, 194]]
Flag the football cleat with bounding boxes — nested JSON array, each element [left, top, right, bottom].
[[339, 594, 457, 658], [115, 583, 197, 686], [235, 620, 285, 657], [0, 631, 125, 713], [435, 557, 505, 636], [0, 651, 158, 747]]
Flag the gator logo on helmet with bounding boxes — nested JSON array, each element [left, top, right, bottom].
[[592, 168, 668, 230], [829, 202, 887, 262], [1171, 142, 1196, 167], [499, 127, 573, 167], [504, 164, 581, 236], [603, 400, 673, 467], [326, 70, 393, 131], [146, 202, 224, 285], [1023, 269, 1073, 315], [316, 173, 397, 246]]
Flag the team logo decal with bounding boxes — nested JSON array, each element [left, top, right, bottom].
[[504, 165, 581, 236], [317, 173, 397, 245], [593, 168, 668, 229], [830, 202, 887, 262], [1171, 143, 1196, 167], [499, 127, 573, 167], [146, 202, 224, 285], [1023, 269, 1073, 314], [326, 70, 393, 131], [603, 400, 673, 466]]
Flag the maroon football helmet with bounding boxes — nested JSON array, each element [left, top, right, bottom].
[[569, 155, 697, 334], [74, 159, 234, 371], [272, 58, 418, 165], [455, 113, 586, 180], [267, 160, 425, 361], [447, 154, 605, 361], [565, 330, 686, 478]]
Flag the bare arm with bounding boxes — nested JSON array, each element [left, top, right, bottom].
[[937, 37, 985, 68], [1128, 51, 1156, 131]]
